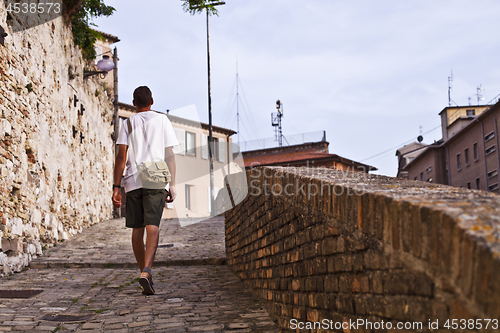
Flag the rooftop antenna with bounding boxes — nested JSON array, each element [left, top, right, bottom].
[[448, 70, 453, 106], [417, 125, 423, 143], [236, 56, 240, 146], [477, 85, 485, 105], [271, 100, 284, 147]]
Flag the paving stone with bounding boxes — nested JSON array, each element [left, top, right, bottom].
[[0, 217, 286, 332], [81, 322, 102, 329]]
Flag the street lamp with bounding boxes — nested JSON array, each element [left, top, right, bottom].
[[84, 55, 115, 78], [190, 0, 225, 216]]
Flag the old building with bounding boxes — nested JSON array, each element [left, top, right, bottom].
[[439, 105, 491, 140], [395, 142, 428, 179], [117, 103, 239, 218], [399, 101, 500, 193], [241, 140, 377, 173], [92, 29, 120, 96]]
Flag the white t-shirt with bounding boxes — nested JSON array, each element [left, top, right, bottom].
[[117, 111, 179, 193]]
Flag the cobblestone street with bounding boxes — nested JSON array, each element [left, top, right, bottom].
[[0, 217, 284, 332]]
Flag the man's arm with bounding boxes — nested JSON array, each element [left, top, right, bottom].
[[165, 146, 176, 202], [112, 144, 128, 207]]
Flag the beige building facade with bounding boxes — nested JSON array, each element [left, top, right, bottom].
[[117, 103, 239, 218], [92, 30, 120, 96]]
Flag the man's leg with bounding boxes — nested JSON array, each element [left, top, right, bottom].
[[126, 189, 146, 272], [144, 225, 159, 270], [138, 188, 166, 295], [141, 188, 166, 274], [131, 227, 146, 272]]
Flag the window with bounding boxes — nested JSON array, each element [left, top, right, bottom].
[[457, 153, 461, 171], [464, 148, 470, 166], [414, 176, 417, 181], [218, 137, 225, 163], [426, 166, 432, 173], [94, 45, 103, 65], [420, 172, 424, 181], [202, 135, 222, 161], [485, 145, 496, 156], [466, 109, 475, 116], [185, 131, 196, 156], [201, 134, 208, 159], [473, 142, 479, 161], [427, 177, 433, 183], [173, 128, 186, 155], [487, 169, 498, 179], [485, 131, 495, 142], [211, 138, 219, 160], [489, 183, 499, 191], [467, 182, 471, 189], [476, 177, 480, 190], [185, 185, 192, 210]]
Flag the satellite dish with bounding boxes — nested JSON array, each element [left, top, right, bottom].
[[417, 135, 423, 143]]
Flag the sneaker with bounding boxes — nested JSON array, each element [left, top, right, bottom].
[[139, 267, 155, 295]]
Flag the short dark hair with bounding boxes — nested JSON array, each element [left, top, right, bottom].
[[133, 86, 153, 108]]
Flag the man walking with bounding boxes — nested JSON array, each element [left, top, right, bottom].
[[112, 86, 178, 295]]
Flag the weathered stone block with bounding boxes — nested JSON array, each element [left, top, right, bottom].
[[1, 237, 23, 253]]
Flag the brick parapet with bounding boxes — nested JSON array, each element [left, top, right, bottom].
[[224, 167, 500, 332]]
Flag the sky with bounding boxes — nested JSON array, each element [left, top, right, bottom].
[[92, 0, 500, 176]]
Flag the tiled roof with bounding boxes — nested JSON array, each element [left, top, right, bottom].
[[243, 150, 377, 171], [91, 29, 120, 43]]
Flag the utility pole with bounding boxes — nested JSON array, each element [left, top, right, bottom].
[[112, 47, 120, 217], [113, 47, 119, 142], [190, 0, 225, 216]]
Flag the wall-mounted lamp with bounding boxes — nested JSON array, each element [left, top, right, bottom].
[[0, 25, 7, 46], [84, 55, 115, 78]]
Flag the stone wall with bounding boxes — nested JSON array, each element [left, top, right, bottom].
[[0, 8, 115, 274], [224, 167, 500, 332]]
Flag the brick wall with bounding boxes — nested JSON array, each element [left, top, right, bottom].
[[0, 10, 115, 274], [224, 167, 500, 332]]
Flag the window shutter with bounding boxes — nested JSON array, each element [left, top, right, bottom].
[[173, 128, 185, 155], [218, 137, 225, 162], [201, 134, 208, 159]]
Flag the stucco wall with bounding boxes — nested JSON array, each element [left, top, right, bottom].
[[0, 9, 115, 274]]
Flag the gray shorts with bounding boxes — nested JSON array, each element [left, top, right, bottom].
[[125, 188, 167, 228]]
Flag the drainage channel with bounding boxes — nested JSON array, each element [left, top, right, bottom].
[[0, 289, 43, 298]]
